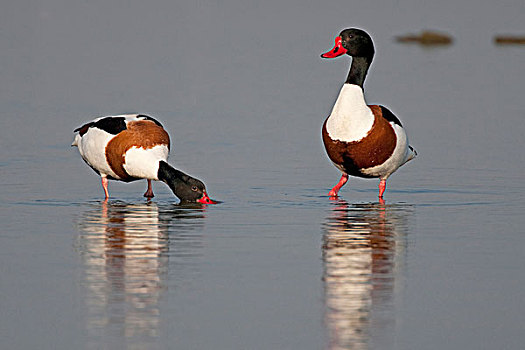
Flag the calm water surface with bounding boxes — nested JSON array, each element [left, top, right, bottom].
[[2, 0, 525, 349]]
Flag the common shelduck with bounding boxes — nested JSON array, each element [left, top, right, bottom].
[[321, 28, 417, 199], [72, 114, 216, 204]]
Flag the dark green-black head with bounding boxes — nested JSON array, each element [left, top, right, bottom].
[[321, 28, 375, 59], [157, 161, 216, 204]]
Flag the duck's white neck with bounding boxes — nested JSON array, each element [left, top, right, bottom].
[[326, 84, 374, 142], [330, 84, 369, 113]]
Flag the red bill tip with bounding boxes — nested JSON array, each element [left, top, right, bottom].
[[196, 192, 218, 204], [321, 36, 347, 59]]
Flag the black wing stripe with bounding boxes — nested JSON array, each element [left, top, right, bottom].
[[74, 122, 95, 136], [380, 106, 403, 127], [92, 117, 127, 135], [137, 114, 164, 128]]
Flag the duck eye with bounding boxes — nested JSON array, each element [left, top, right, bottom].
[[191, 186, 198, 192]]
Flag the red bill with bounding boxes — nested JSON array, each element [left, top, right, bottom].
[[321, 36, 347, 58]]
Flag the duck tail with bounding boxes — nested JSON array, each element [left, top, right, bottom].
[[404, 145, 417, 164]]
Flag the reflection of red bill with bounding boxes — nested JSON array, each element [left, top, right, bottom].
[[197, 191, 218, 204], [321, 36, 348, 58]]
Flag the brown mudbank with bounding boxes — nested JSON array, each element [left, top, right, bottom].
[[396, 30, 453, 46], [494, 35, 525, 45]]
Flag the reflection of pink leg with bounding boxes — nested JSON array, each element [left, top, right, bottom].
[[328, 173, 349, 197], [143, 179, 154, 198], [378, 179, 387, 199], [101, 176, 109, 199]]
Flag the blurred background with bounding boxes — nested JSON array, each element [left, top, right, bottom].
[[1, 1, 524, 349]]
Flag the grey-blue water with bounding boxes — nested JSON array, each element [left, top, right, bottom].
[[1, 0, 524, 349]]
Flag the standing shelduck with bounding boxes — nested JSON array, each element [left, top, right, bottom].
[[72, 114, 215, 204], [321, 28, 417, 200]]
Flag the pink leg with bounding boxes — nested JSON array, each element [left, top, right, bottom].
[[378, 179, 387, 199], [328, 173, 349, 197], [143, 179, 155, 198], [101, 176, 109, 199]]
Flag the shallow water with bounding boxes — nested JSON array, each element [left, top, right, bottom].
[[2, 0, 525, 349]]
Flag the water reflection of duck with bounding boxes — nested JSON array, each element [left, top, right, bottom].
[[322, 199, 412, 350], [321, 28, 417, 200], [75, 201, 206, 346]]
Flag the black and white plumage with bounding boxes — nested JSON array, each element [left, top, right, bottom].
[[321, 28, 417, 200], [72, 114, 215, 204]]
